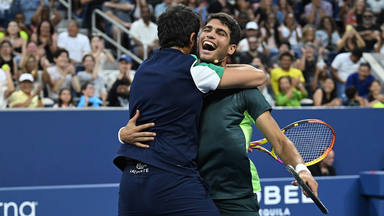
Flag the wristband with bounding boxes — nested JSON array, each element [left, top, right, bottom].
[[295, 163, 311, 174], [118, 127, 125, 144]]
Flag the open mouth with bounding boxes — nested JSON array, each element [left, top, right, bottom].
[[202, 41, 217, 51]]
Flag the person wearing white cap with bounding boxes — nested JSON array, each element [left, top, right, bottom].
[[8, 73, 43, 108], [237, 21, 261, 52]]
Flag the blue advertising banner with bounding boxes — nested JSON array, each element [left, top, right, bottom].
[[0, 176, 368, 216]]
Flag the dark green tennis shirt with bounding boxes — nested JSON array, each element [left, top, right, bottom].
[[198, 88, 272, 200]]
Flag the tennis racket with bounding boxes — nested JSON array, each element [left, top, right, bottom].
[[250, 119, 335, 214]]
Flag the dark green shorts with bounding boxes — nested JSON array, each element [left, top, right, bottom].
[[213, 194, 260, 216]]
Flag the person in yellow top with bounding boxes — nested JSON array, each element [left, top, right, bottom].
[[271, 52, 305, 95], [8, 73, 43, 108]]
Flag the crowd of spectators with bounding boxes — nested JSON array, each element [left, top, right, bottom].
[[0, 0, 384, 109]]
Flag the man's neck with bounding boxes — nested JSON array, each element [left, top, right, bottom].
[[170, 46, 191, 54]]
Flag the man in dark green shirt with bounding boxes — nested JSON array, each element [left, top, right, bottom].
[[198, 88, 271, 215], [120, 13, 318, 216]]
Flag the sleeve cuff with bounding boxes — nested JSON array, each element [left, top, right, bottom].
[[118, 127, 125, 144]]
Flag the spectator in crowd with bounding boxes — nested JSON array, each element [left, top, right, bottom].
[[337, 24, 366, 52], [89, 35, 115, 88], [116, 54, 134, 82], [275, 75, 307, 107], [374, 24, 384, 54], [80, 0, 105, 34], [366, 0, 384, 15], [252, 0, 276, 25], [154, 0, 174, 18], [76, 54, 107, 104], [315, 16, 340, 53], [0, 40, 18, 80], [14, 12, 31, 39], [0, 66, 15, 108], [276, 0, 294, 25], [77, 81, 103, 108], [270, 51, 305, 95], [183, 0, 208, 23], [343, 85, 367, 106], [30, 2, 61, 30], [20, 54, 39, 81], [331, 48, 364, 99], [237, 21, 260, 53], [1, 20, 27, 57], [57, 20, 91, 64], [308, 149, 336, 176], [207, 0, 234, 14], [20, 41, 45, 70], [260, 12, 280, 56], [355, 9, 380, 52], [278, 13, 302, 54], [270, 41, 293, 68], [252, 57, 275, 106], [130, 5, 159, 59], [304, 0, 333, 26], [298, 24, 321, 54], [8, 73, 43, 108], [42, 49, 80, 101], [103, 0, 135, 38], [310, 57, 329, 91], [345, 62, 375, 98], [31, 20, 57, 64], [107, 77, 131, 107], [296, 43, 318, 97], [53, 88, 75, 108], [313, 76, 342, 106], [367, 80, 384, 108], [343, 0, 366, 26], [11, 0, 48, 27], [238, 36, 269, 68], [0, 0, 13, 29]]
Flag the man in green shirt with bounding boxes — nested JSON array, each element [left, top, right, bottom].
[[120, 13, 318, 216]]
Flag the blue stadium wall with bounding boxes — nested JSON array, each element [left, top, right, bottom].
[[0, 108, 383, 216]]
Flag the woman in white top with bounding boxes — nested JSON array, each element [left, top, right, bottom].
[[278, 12, 302, 51], [89, 35, 115, 90], [0, 66, 15, 109]]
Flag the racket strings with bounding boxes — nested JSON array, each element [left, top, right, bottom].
[[284, 122, 333, 164]]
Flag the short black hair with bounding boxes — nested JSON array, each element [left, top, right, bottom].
[[351, 48, 363, 59], [345, 86, 357, 99], [157, 5, 201, 49], [279, 41, 291, 49], [81, 81, 93, 91], [359, 62, 371, 70], [279, 51, 294, 61], [54, 48, 69, 59], [206, 13, 241, 45]]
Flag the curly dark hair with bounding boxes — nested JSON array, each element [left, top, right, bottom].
[[157, 5, 201, 49], [205, 13, 241, 45]]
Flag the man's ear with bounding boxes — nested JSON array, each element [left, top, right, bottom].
[[227, 44, 237, 56], [189, 32, 196, 48]]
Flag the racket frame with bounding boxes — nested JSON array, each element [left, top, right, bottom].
[[249, 119, 335, 166]]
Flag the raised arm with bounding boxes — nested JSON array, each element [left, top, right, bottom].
[[255, 111, 318, 196], [218, 64, 267, 89]]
